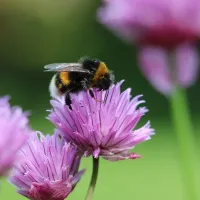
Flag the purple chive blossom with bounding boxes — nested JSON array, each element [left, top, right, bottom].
[[10, 132, 85, 200], [97, 0, 200, 95], [49, 81, 154, 161], [0, 96, 29, 177]]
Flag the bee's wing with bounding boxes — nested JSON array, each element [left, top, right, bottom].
[[44, 63, 90, 73]]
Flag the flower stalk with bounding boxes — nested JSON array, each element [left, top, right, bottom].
[[85, 158, 99, 200], [170, 87, 198, 200]]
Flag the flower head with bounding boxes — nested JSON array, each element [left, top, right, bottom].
[[97, 0, 200, 95], [10, 132, 84, 200], [98, 0, 200, 48], [49, 82, 154, 161], [0, 96, 29, 177]]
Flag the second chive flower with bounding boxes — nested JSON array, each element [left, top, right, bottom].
[[10, 132, 85, 200]]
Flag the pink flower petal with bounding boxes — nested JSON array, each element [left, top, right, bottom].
[[102, 151, 141, 161], [138, 47, 174, 95], [0, 97, 30, 177], [175, 43, 199, 87]]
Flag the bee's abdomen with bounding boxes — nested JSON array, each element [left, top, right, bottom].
[[59, 72, 70, 86], [55, 72, 70, 87]]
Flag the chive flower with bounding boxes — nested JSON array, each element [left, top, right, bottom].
[[49, 82, 154, 161], [10, 132, 84, 200]]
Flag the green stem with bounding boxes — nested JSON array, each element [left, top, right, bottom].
[[85, 157, 99, 200], [170, 87, 197, 200]]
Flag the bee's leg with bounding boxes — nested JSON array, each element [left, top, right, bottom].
[[65, 92, 72, 109], [81, 79, 100, 101], [89, 89, 102, 102], [89, 89, 95, 98], [81, 78, 89, 90]]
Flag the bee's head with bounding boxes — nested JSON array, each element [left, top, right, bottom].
[[94, 72, 114, 90]]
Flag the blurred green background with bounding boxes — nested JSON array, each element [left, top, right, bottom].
[[0, 0, 200, 199]]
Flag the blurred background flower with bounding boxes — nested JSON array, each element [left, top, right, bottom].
[[97, 0, 200, 95], [0, 0, 200, 200], [0, 96, 29, 177], [10, 132, 84, 200]]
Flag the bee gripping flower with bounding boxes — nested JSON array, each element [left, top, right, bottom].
[[9, 132, 85, 200], [49, 82, 154, 161], [0, 96, 29, 177], [97, 0, 200, 95]]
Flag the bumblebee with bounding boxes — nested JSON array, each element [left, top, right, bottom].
[[44, 57, 114, 107]]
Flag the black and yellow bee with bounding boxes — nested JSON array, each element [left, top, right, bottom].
[[44, 57, 114, 107]]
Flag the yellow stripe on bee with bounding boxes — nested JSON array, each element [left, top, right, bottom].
[[93, 62, 109, 82], [60, 72, 70, 86]]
